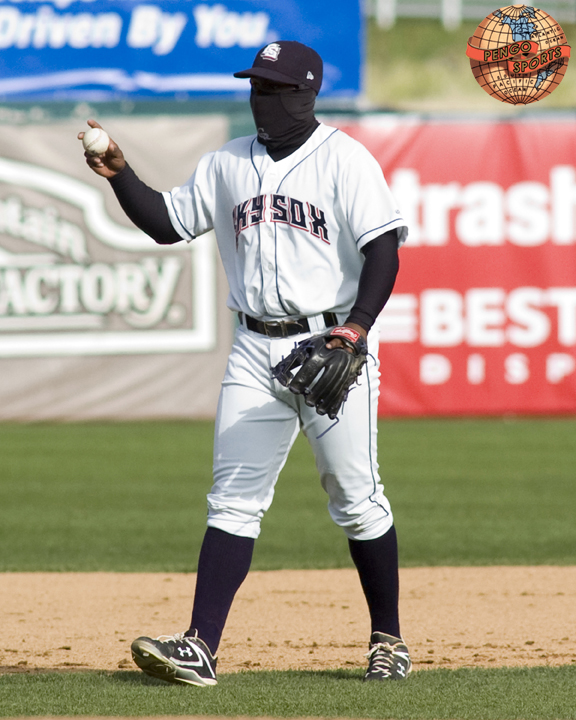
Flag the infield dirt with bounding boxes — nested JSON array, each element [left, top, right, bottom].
[[2, 567, 575, 675]]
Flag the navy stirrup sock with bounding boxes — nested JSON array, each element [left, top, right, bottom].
[[348, 525, 401, 639], [188, 527, 254, 655], [189, 526, 400, 654]]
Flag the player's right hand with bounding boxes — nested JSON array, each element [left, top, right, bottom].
[[78, 119, 126, 179]]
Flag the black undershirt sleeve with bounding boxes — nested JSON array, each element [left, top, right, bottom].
[[107, 163, 182, 245], [345, 229, 400, 333]]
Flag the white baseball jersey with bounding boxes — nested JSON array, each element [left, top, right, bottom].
[[163, 123, 407, 321]]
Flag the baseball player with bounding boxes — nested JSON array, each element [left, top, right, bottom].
[[79, 40, 411, 686]]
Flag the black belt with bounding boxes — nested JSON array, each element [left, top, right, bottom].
[[239, 312, 338, 338]]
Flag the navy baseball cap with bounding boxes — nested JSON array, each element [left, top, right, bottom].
[[234, 40, 323, 93]]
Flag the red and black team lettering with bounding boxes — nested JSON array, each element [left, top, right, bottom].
[[233, 194, 329, 246]]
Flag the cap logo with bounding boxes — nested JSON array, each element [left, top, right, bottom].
[[260, 43, 281, 62], [306, 71, 314, 80]]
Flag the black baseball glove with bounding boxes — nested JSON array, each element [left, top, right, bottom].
[[271, 326, 368, 420]]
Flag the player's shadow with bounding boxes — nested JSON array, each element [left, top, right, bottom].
[[111, 668, 363, 685], [111, 670, 171, 686], [281, 668, 363, 681]]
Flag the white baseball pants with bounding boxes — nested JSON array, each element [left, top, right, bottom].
[[207, 325, 393, 541]]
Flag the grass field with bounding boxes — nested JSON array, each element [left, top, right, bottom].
[[2, 666, 576, 719], [1, 418, 575, 572], [1, 418, 575, 717]]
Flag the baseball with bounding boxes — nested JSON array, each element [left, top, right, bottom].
[[82, 127, 110, 156]]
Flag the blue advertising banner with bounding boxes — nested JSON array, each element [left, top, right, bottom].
[[0, 0, 362, 100]]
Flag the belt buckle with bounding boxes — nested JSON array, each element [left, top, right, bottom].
[[265, 319, 305, 338], [264, 322, 285, 338]]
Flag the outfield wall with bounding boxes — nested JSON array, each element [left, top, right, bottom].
[[0, 107, 575, 419]]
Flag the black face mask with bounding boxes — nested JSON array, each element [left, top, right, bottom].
[[250, 84, 318, 157]]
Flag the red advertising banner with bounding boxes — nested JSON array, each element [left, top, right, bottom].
[[337, 117, 576, 416]]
